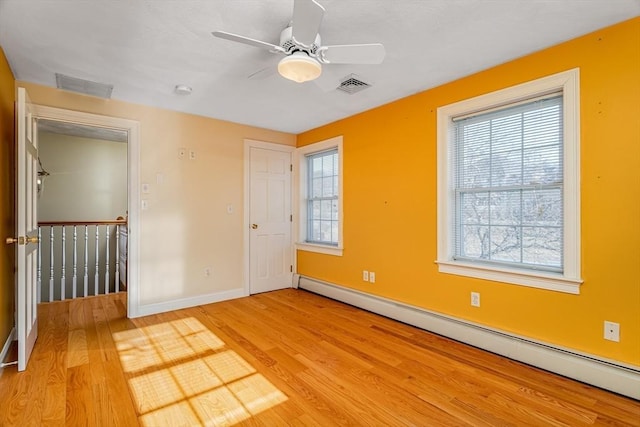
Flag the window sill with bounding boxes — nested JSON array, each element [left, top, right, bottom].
[[436, 260, 582, 294], [296, 242, 343, 257]]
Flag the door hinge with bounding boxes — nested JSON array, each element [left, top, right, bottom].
[[290, 265, 293, 272], [290, 164, 293, 172], [290, 214, 293, 222]]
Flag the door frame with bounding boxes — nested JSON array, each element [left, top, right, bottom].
[[243, 139, 295, 295], [31, 105, 141, 318]]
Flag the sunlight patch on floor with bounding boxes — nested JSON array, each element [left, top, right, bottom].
[[112, 317, 287, 426], [113, 318, 226, 373], [228, 373, 288, 415], [170, 358, 224, 395], [203, 351, 256, 383]]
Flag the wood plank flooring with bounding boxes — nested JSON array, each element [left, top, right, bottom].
[[0, 289, 638, 426]]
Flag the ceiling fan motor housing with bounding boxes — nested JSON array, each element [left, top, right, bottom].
[[280, 26, 321, 57]]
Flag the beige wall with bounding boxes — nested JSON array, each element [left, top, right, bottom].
[[0, 48, 15, 354], [38, 132, 128, 221], [19, 81, 295, 308]]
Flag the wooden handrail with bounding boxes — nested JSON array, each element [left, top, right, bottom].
[[38, 220, 127, 227]]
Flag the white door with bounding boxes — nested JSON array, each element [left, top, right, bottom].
[[249, 145, 293, 294], [16, 87, 39, 371]]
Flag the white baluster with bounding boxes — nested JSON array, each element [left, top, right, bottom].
[[84, 226, 89, 297], [60, 226, 66, 300], [49, 226, 54, 302], [105, 225, 110, 294], [72, 226, 77, 299], [115, 225, 120, 293], [95, 226, 100, 295], [37, 227, 41, 303]]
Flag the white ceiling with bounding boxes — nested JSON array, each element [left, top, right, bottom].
[[0, 1, 638, 134]]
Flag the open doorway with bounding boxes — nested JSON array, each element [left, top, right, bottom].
[[32, 105, 140, 318], [36, 119, 128, 302]]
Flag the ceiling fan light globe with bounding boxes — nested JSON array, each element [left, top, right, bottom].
[[278, 52, 322, 83]]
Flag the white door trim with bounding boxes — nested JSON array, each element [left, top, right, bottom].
[[243, 139, 295, 295], [31, 105, 141, 318]]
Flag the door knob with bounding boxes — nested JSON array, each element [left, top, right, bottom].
[[251, 224, 258, 229], [26, 236, 39, 244], [5, 236, 28, 245]]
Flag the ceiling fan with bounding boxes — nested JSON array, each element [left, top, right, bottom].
[[212, 0, 385, 83]]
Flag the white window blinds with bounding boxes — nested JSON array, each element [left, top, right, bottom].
[[453, 94, 563, 271], [306, 148, 339, 245]]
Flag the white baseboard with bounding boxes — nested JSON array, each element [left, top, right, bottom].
[[0, 327, 16, 376], [298, 276, 640, 400], [292, 273, 301, 289], [132, 288, 247, 318]]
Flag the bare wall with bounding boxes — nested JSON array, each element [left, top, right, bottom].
[[38, 132, 127, 222], [18, 81, 295, 309]]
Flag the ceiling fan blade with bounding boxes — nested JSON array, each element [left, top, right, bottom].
[[291, 0, 325, 47], [247, 66, 276, 80], [212, 31, 284, 53], [319, 43, 386, 64]]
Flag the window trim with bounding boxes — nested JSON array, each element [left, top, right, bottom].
[[296, 136, 343, 256], [436, 69, 582, 294]]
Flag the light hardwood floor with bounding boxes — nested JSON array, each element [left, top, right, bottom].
[[0, 289, 638, 426]]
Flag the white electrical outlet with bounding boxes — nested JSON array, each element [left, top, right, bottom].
[[369, 272, 376, 283], [204, 267, 212, 277], [142, 183, 150, 194], [471, 292, 480, 307], [362, 270, 369, 281], [604, 321, 620, 342], [189, 150, 196, 160]]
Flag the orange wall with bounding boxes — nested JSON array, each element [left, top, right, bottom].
[[0, 47, 15, 350], [297, 18, 640, 365]]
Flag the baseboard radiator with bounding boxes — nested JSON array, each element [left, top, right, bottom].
[[296, 275, 640, 400]]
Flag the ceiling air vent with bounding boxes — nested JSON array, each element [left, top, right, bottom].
[[55, 73, 113, 99], [336, 74, 370, 95]]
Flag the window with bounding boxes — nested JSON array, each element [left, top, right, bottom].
[[296, 136, 343, 256], [437, 69, 582, 293], [306, 148, 339, 245], [455, 95, 563, 270]]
